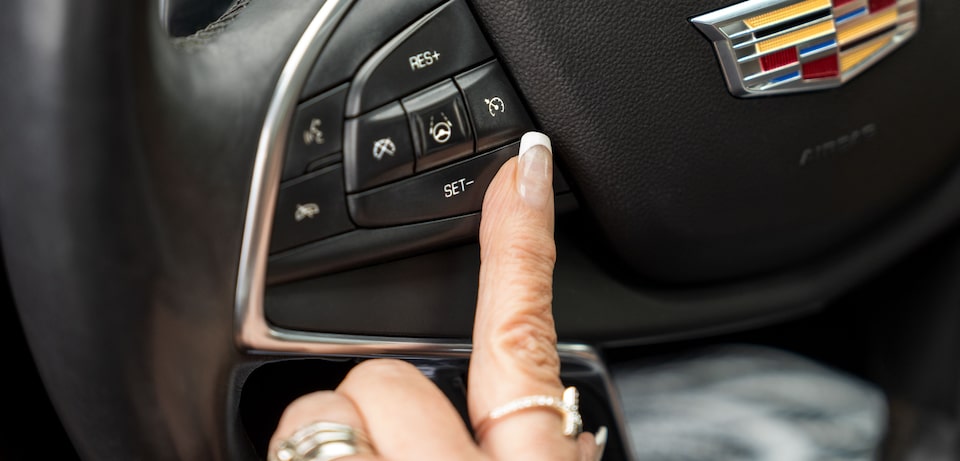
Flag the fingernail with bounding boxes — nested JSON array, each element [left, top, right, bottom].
[[595, 426, 608, 461], [517, 132, 553, 208]]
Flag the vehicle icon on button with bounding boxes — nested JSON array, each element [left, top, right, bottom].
[[294, 203, 320, 222]]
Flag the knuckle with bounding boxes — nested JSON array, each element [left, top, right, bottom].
[[493, 313, 560, 373], [287, 390, 337, 411], [349, 358, 418, 380], [504, 231, 557, 270], [277, 391, 342, 432]]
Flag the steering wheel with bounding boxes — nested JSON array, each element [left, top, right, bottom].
[[2, 0, 958, 459]]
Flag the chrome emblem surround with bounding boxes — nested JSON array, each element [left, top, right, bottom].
[[691, 0, 919, 97]]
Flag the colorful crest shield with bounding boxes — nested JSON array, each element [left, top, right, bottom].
[[692, 0, 919, 96]]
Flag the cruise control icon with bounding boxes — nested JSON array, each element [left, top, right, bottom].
[[484, 97, 505, 117]]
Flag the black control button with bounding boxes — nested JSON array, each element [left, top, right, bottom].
[[283, 85, 348, 181], [345, 0, 494, 117], [270, 165, 355, 253], [402, 81, 474, 172], [347, 142, 518, 227], [344, 102, 416, 193], [455, 61, 536, 152], [299, 0, 449, 101]]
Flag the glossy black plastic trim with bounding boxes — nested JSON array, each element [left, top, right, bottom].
[[267, 214, 481, 285]]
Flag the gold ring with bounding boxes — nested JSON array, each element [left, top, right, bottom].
[[475, 386, 584, 439]]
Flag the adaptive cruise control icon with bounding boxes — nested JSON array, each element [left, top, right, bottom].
[[691, 0, 919, 97], [484, 97, 505, 117]]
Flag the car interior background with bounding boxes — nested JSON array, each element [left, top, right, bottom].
[[0, 0, 958, 460]]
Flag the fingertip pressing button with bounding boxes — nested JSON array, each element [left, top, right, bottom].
[[347, 142, 519, 227]]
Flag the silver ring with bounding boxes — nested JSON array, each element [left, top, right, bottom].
[[269, 422, 374, 461], [476, 386, 584, 438]]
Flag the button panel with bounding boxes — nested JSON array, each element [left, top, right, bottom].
[[402, 80, 474, 172], [274, 0, 546, 255], [343, 102, 416, 193], [341, 58, 535, 226]]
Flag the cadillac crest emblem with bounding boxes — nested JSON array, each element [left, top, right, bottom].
[[692, 0, 919, 96]]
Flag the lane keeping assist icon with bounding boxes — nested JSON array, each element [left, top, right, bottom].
[[429, 113, 453, 144]]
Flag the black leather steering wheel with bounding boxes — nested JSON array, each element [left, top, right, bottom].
[[2, 0, 959, 459]]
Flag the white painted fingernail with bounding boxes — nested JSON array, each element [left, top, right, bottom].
[[595, 426, 608, 461], [517, 132, 553, 208], [519, 131, 552, 155]]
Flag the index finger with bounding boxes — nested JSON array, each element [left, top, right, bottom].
[[468, 132, 578, 461]]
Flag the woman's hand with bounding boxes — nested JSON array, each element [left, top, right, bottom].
[[268, 132, 605, 461]]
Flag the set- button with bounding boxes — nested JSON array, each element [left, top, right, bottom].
[[348, 143, 519, 227]]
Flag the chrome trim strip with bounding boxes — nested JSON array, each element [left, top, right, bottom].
[[743, 63, 801, 82], [234, 0, 355, 353], [344, 0, 454, 118], [828, 0, 867, 20], [692, 0, 800, 41], [799, 42, 838, 59], [898, 10, 919, 23], [726, 5, 834, 39], [737, 38, 838, 63], [730, 15, 835, 50], [759, 71, 803, 89]]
